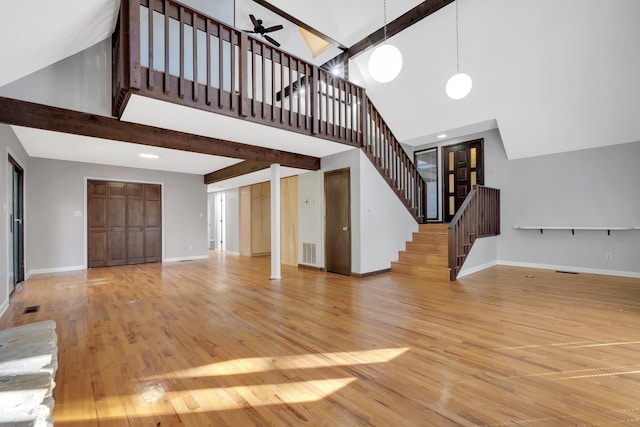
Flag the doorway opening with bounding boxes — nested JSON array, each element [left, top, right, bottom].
[[8, 155, 25, 293]]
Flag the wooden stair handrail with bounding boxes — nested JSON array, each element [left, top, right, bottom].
[[448, 186, 501, 280], [114, 0, 427, 223]]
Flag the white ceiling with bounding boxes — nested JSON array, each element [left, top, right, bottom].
[[2, 0, 640, 189]]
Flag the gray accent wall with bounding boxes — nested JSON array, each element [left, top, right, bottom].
[[26, 158, 208, 273], [0, 39, 111, 116], [0, 124, 30, 315], [412, 129, 640, 277]]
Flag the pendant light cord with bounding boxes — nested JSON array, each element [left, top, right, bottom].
[[383, 0, 388, 43], [455, 0, 460, 73]]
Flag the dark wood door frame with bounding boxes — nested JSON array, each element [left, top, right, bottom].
[[8, 155, 25, 292], [324, 168, 351, 275], [442, 139, 484, 222], [86, 178, 163, 268]]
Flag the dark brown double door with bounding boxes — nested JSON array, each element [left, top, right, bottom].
[[88, 180, 162, 267]]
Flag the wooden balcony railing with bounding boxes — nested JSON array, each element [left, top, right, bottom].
[[113, 0, 426, 223], [448, 186, 501, 280]]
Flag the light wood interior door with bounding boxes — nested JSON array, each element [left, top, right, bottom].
[[88, 180, 162, 267], [325, 169, 351, 275]]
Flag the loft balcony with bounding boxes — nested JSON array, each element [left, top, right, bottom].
[[112, 0, 427, 223]]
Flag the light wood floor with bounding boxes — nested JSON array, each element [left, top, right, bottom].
[[3, 253, 640, 426]]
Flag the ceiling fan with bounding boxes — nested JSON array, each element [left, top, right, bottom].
[[245, 14, 284, 47]]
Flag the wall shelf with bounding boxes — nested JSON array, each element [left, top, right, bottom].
[[513, 226, 640, 235]]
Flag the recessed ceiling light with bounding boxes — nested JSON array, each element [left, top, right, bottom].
[[437, 134, 448, 139], [139, 153, 159, 159], [332, 67, 340, 76]]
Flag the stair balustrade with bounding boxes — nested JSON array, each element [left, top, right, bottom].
[[113, 0, 427, 223], [448, 186, 501, 280]]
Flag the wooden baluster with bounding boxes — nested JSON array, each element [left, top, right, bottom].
[[229, 30, 235, 111], [250, 39, 256, 117], [288, 56, 293, 126], [271, 50, 276, 122], [192, 11, 198, 102], [310, 66, 317, 134], [205, 19, 211, 105], [218, 24, 224, 108], [179, 6, 185, 99], [338, 79, 343, 141], [261, 45, 267, 120], [164, 0, 170, 94], [239, 32, 248, 117], [148, 0, 154, 90], [280, 54, 285, 124], [296, 60, 301, 128]]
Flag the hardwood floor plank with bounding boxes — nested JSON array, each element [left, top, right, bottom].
[[2, 253, 640, 425]]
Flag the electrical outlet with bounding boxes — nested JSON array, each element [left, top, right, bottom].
[[605, 252, 613, 260]]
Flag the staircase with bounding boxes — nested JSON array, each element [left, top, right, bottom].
[[391, 223, 450, 280]]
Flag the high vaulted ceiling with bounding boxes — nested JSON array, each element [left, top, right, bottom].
[[1, 0, 639, 188]]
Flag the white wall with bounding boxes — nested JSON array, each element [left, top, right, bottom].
[[26, 158, 208, 274], [298, 170, 324, 268], [0, 124, 30, 317], [311, 148, 418, 275], [224, 188, 240, 254], [183, 0, 235, 25], [411, 129, 640, 277], [0, 38, 111, 117]]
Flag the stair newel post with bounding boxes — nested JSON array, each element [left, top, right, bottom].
[[239, 32, 249, 117], [126, 0, 141, 91]]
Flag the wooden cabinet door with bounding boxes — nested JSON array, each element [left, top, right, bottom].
[[144, 184, 162, 262], [107, 183, 127, 266], [88, 180, 162, 267], [126, 184, 145, 264], [88, 181, 108, 267]]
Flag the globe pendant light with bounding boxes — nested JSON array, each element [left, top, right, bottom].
[[446, 0, 472, 99], [368, 0, 403, 83]]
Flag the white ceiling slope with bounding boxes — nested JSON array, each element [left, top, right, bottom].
[[347, 0, 640, 159], [0, 0, 119, 88]]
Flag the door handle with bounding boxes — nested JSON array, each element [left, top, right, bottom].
[[342, 226, 349, 231], [15, 218, 22, 224]]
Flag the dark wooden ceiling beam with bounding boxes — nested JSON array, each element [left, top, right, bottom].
[[322, 0, 454, 70], [0, 97, 320, 171], [204, 160, 271, 184], [251, 0, 346, 49]]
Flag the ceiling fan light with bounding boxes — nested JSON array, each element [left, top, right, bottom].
[[368, 44, 403, 83], [446, 72, 472, 100]]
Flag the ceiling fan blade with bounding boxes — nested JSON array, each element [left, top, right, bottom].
[[243, 30, 257, 33], [264, 34, 281, 47], [264, 24, 284, 33], [249, 14, 258, 27]]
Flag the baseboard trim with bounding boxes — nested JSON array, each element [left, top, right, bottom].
[[163, 255, 209, 263], [297, 264, 324, 271], [497, 260, 640, 279], [457, 261, 498, 279], [0, 298, 9, 319], [352, 268, 391, 278], [28, 265, 85, 276]]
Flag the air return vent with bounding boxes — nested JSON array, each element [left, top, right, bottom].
[[302, 243, 316, 264]]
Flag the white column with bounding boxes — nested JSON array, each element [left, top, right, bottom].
[[270, 164, 281, 279]]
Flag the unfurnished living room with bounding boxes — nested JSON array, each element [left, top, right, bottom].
[[1, 0, 639, 425]]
